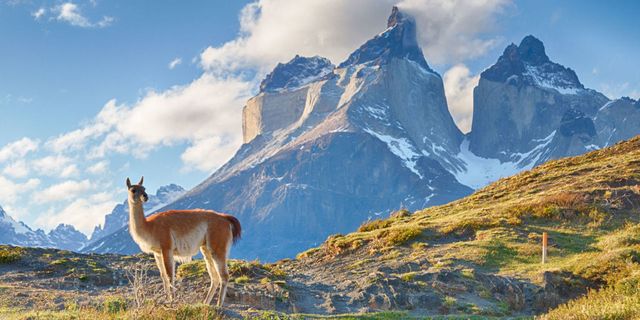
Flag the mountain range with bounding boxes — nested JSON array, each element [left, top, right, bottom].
[[0, 184, 184, 252], [81, 7, 640, 261], [0, 205, 86, 251], [4, 7, 639, 260]]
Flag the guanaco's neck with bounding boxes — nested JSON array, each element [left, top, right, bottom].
[[128, 200, 147, 232]]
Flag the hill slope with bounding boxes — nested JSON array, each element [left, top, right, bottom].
[[2, 136, 639, 319]]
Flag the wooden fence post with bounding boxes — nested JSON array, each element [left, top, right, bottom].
[[542, 232, 548, 264]]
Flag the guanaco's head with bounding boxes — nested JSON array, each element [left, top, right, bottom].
[[126, 176, 148, 204]]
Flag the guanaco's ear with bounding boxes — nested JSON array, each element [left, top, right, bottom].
[[138, 176, 144, 186], [126, 178, 132, 188]]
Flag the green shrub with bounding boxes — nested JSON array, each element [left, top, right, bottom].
[[358, 219, 392, 232], [382, 226, 423, 246], [0, 247, 23, 263], [399, 271, 418, 282], [177, 260, 207, 279], [102, 296, 127, 314], [175, 304, 220, 320], [235, 275, 250, 284]]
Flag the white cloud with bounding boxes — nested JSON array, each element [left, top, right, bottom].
[[2, 160, 29, 178], [168, 57, 182, 70], [0, 175, 40, 205], [86, 160, 109, 175], [201, 0, 510, 72], [32, 7, 46, 20], [34, 179, 92, 204], [443, 64, 480, 133], [32, 155, 72, 176], [60, 164, 80, 178], [398, 0, 509, 64], [0, 137, 39, 163], [34, 197, 116, 235], [51, 74, 251, 172], [181, 135, 242, 172], [116, 74, 249, 146], [47, 99, 122, 153], [55, 2, 113, 28]]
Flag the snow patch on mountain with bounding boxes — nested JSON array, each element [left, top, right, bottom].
[[453, 139, 521, 189], [523, 65, 581, 95], [364, 128, 423, 178], [454, 131, 556, 189]]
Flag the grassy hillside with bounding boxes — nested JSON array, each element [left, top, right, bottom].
[[0, 136, 639, 319], [291, 135, 640, 317]]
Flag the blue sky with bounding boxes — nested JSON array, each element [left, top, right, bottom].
[[0, 0, 638, 235]]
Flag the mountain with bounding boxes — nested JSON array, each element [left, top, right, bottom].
[[468, 35, 610, 167], [47, 224, 88, 251], [80, 9, 640, 262], [0, 205, 51, 247], [82, 7, 473, 260], [0, 205, 87, 250], [83, 184, 185, 253], [462, 35, 640, 187], [594, 96, 640, 147]]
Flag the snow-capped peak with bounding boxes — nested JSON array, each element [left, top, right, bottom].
[[0, 205, 31, 234], [259, 55, 334, 93], [482, 35, 584, 95]]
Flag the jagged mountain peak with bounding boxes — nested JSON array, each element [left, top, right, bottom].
[[482, 35, 583, 93], [48, 223, 87, 251], [338, 7, 433, 72], [386, 5, 408, 28], [155, 183, 185, 201], [259, 55, 334, 93], [51, 223, 76, 232], [518, 35, 550, 65]]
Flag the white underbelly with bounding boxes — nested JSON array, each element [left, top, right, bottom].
[[171, 222, 207, 260]]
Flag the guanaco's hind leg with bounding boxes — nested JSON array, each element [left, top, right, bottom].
[[210, 249, 229, 307], [200, 246, 219, 305]]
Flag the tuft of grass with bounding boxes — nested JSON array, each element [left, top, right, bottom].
[[358, 219, 392, 232], [174, 304, 221, 320], [398, 271, 418, 282], [177, 260, 207, 279], [296, 247, 320, 260], [542, 273, 640, 320], [102, 296, 127, 314], [381, 226, 423, 246], [235, 275, 250, 284]]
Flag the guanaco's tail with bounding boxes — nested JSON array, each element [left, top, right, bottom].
[[220, 214, 242, 244]]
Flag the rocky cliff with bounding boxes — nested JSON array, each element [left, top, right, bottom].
[[468, 35, 609, 165]]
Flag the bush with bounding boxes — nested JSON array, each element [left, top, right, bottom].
[[542, 278, 640, 320], [175, 304, 220, 320], [177, 260, 207, 279], [102, 296, 127, 314], [358, 219, 392, 232], [234, 275, 250, 284], [0, 247, 23, 263], [382, 226, 423, 246]]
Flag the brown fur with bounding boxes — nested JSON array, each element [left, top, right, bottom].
[[145, 209, 239, 253]]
